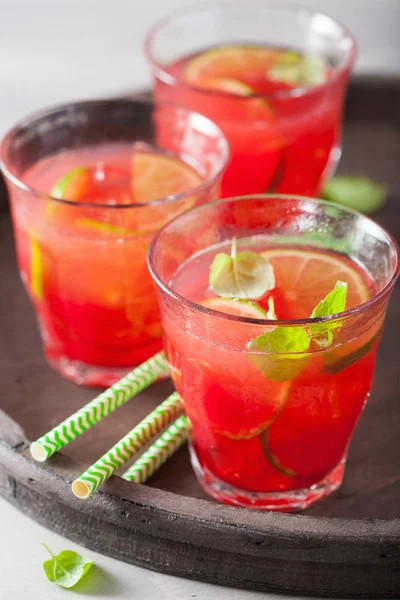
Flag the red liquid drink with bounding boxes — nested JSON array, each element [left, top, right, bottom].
[[146, 3, 356, 198], [1, 99, 229, 387], [149, 196, 399, 511]]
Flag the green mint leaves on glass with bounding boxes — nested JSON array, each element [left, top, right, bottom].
[[248, 326, 311, 382], [250, 325, 311, 355], [248, 281, 348, 381], [322, 176, 387, 215], [209, 237, 275, 299], [309, 280, 348, 347], [42, 543, 93, 588]]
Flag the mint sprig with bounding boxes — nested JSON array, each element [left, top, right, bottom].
[[42, 543, 93, 588], [250, 325, 311, 355], [248, 327, 310, 382], [248, 281, 348, 381], [209, 238, 275, 299], [309, 280, 348, 347]]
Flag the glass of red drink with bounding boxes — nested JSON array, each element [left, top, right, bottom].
[[146, 2, 356, 198], [0, 99, 229, 387], [148, 195, 399, 511]]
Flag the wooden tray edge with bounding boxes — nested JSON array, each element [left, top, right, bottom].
[[1, 410, 399, 598]]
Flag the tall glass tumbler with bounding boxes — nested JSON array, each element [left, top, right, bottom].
[[0, 99, 229, 387], [146, 1, 356, 198], [149, 195, 399, 511]]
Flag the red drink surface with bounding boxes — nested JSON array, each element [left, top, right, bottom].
[[14, 143, 203, 382], [163, 241, 381, 502], [154, 45, 348, 198]]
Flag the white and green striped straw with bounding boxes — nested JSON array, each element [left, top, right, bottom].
[[72, 392, 183, 499], [30, 351, 168, 462], [122, 415, 191, 484]]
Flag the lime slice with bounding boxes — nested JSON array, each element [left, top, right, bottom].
[[51, 166, 90, 200], [131, 151, 201, 204], [74, 219, 135, 236], [48, 152, 202, 235], [183, 45, 276, 120], [199, 297, 268, 318], [196, 77, 255, 96], [184, 45, 280, 87], [324, 326, 381, 374], [322, 176, 387, 215], [269, 52, 328, 87], [260, 428, 296, 477], [261, 248, 370, 319], [30, 236, 44, 300]]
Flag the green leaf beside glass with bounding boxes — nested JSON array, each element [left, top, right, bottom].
[[322, 176, 387, 214], [42, 543, 93, 589]]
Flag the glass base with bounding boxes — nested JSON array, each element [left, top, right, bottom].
[[190, 445, 346, 512], [45, 353, 169, 388], [46, 354, 133, 387]]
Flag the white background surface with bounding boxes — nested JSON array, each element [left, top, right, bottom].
[[1, 0, 400, 137], [1, 0, 399, 598]]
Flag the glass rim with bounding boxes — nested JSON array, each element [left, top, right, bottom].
[[145, 0, 357, 103], [0, 97, 230, 210], [148, 194, 400, 327]]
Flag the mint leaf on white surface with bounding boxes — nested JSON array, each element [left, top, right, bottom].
[[42, 543, 93, 588]]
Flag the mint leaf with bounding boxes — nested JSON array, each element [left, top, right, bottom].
[[308, 281, 347, 347], [322, 176, 387, 214], [247, 326, 310, 382], [209, 238, 275, 299], [250, 326, 310, 354], [248, 280, 348, 380], [42, 543, 93, 588]]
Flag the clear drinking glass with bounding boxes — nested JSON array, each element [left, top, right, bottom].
[[0, 99, 229, 387], [146, 1, 356, 198], [148, 195, 399, 511]]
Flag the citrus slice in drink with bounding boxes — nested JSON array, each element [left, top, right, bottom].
[[199, 297, 268, 318], [194, 360, 290, 440], [184, 45, 280, 91], [260, 248, 370, 319], [48, 151, 202, 235], [131, 151, 201, 203], [263, 343, 377, 479], [183, 45, 277, 122], [51, 166, 93, 202], [30, 235, 44, 301]]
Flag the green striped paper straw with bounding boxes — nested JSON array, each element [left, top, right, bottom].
[[30, 351, 168, 462], [72, 392, 183, 499], [122, 415, 191, 484]]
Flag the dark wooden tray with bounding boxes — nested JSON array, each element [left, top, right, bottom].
[[1, 78, 400, 598]]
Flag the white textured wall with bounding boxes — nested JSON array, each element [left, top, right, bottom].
[[1, 0, 399, 135]]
